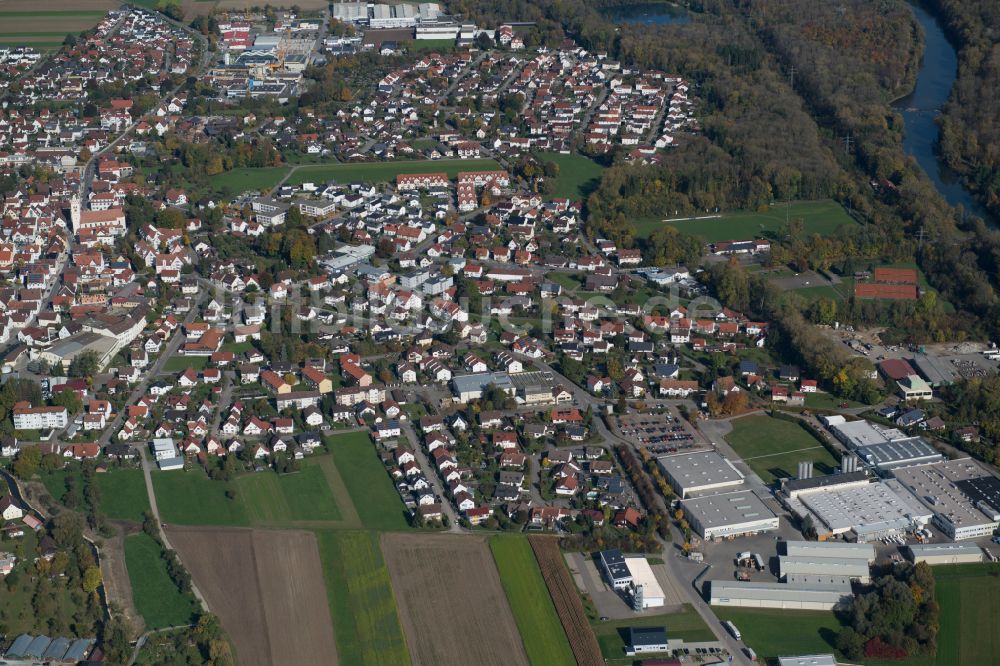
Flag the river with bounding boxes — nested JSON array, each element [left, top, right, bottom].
[[893, 2, 991, 221]]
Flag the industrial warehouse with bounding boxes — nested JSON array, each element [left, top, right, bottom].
[[782, 473, 931, 542], [658, 450, 746, 498], [680, 489, 779, 539], [823, 417, 943, 471], [891, 458, 1000, 540], [904, 543, 984, 565], [708, 541, 874, 609], [331, 2, 443, 27], [707, 580, 854, 610]]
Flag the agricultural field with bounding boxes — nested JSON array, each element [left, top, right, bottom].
[[166, 527, 338, 666], [490, 536, 575, 666], [934, 563, 1000, 666], [382, 533, 529, 666], [634, 199, 856, 241], [0, 2, 112, 49], [96, 469, 150, 522], [152, 469, 249, 526], [724, 415, 840, 484], [327, 431, 410, 530], [528, 536, 604, 666], [286, 158, 503, 186], [210, 166, 289, 195], [316, 530, 411, 666], [124, 532, 200, 629], [151, 435, 403, 528], [592, 606, 714, 664], [235, 461, 342, 525], [537, 151, 605, 201]]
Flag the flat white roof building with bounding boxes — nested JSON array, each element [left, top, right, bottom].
[[854, 437, 943, 471], [658, 450, 744, 498], [892, 459, 1000, 540], [681, 489, 779, 539], [625, 557, 665, 610], [788, 479, 931, 542], [829, 419, 907, 449], [708, 580, 853, 610], [905, 543, 983, 565]]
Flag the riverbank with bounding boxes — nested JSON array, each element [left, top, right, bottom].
[[891, 2, 992, 223]]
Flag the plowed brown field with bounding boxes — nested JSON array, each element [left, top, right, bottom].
[[529, 536, 604, 666], [166, 526, 338, 666], [382, 533, 528, 666]]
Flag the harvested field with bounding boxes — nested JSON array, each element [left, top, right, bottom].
[[529, 536, 604, 666], [382, 533, 528, 666], [166, 527, 338, 666], [0, 1, 113, 39]]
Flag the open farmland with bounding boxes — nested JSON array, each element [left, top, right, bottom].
[[934, 563, 1000, 666], [210, 166, 289, 195], [235, 460, 343, 524], [634, 199, 856, 241], [152, 469, 249, 526], [166, 527, 338, 666], [96, 470, 150, 522], [316, 530, 411, 665], [382, 533, 528, 666], [327, 431, 410, 530], [286, 158, 503, 186], [490, 536, 575, 666], [529, 536, 604, 666], [0, 2, 113, 47], [724, 414, 839, 484]]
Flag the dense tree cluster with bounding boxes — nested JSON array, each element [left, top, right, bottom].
[[837, 562, 939, 660]]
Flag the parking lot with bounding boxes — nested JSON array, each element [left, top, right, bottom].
[[613, 408, 703, 453]]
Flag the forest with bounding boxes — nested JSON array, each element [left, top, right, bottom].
[[925, 0, 1000, 219]]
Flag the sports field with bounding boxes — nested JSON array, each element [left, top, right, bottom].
[[124, 532, 200, 629], [316, 530, 411, 665], [724, 415, 839, 484], [490, 536, 575, 666], [634, 199, 856, 241], [537, 151, 604, 202], [286, 158, 502, 186], [328, 431, 410, 530], [592, 606, 714, 664]]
